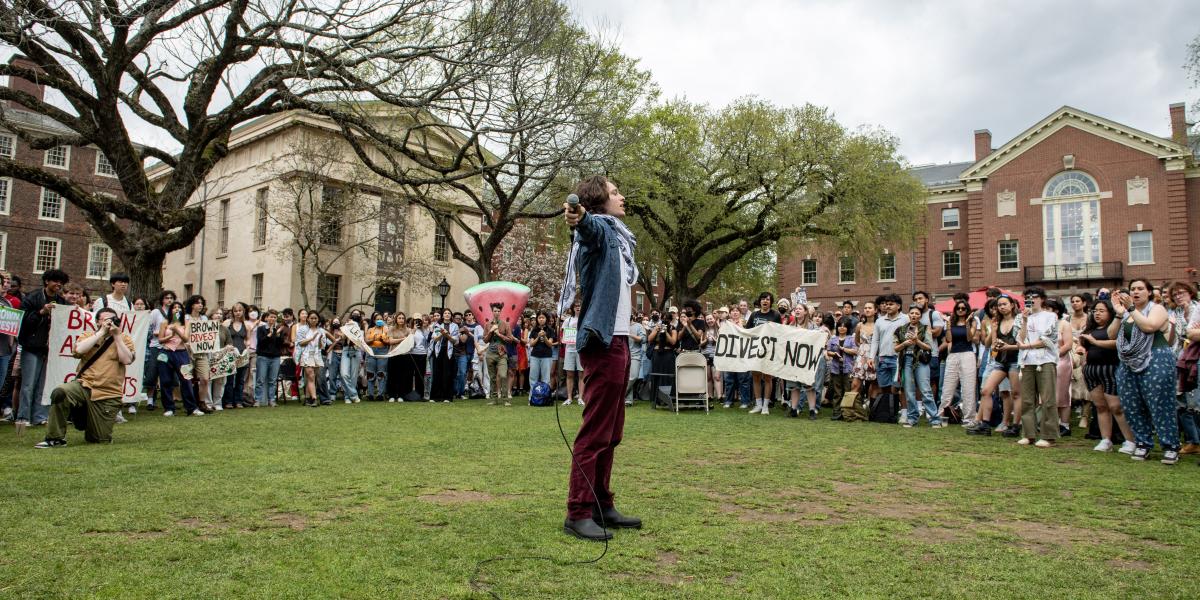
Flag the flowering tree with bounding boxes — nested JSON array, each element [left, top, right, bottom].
[[494, 222, 569, 312]]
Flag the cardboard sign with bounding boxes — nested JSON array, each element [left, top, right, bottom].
[[44, 307, 150, 405], [209, 346, 242, 379], [713, 321, 829, 385], [188, 320, 221, 353], [0, 305, 22, 337]]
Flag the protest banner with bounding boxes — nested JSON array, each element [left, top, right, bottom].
[[0, 305, 22, 336], [43, 307, 150, 405], [210, 346, 240, 378], [340, 322, 415, 357], [188, 320, 221, 353], [712, 321, 829, 385]]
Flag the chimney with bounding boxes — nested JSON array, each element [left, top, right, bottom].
[[1169, 102, 1188, 146], [7, 55, 45, 107], [974, 129, 992, 161]]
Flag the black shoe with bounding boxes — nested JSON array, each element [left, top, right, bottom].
[[830, 414, 843, 421], [1084, 431, 1101, 440], [592, 506, 642, 529], [808, 409, 818, 420], [563, 518, 613, 540], [34, 438, 67, 449], [1002, 426, 1021, 438], [1059, 424, 1071, 437], [787, 408, 798, 418], [965, 423, 992, 436]]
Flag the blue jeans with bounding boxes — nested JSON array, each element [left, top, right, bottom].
[[366, 352, 388, 397], [455, 354, 470, 396], [529, 356, 553, 385], [17, 350, 49, 423], [0, 353, 10, 413], [143, 345, 162, 397], [222, 365, 249, 407], [722, 371, 752, 407], [157, 349, 200, 413], [1180, 385, 1200, 445], [903, 358, 940, 425], [876, 355, 899, 389], [327, 351, 342, 397], [340, 348, 360, 401], [255, 355, 281, 406]]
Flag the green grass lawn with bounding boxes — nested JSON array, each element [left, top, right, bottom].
[[1, 398, 1197, 599]]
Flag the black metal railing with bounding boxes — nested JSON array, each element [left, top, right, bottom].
[[1024, 262, 1123, 284]]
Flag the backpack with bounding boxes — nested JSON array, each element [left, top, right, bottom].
[[529, 381, 552, 407], [868, 392, 897, 423]]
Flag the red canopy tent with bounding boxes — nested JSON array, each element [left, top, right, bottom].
[[933, 287, 1024, 314]]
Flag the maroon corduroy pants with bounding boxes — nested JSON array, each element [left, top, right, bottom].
[[566, 336, 630, 520]]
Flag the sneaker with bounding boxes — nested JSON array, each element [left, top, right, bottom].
[[388, 398, 396, 403], [345, 399, 352, 404], [902, 422, 913, 428], [1118, 441, 1137, 455], [1093, 439, 1113, 452], [579, 401, 585, 408], [146, 403, 157, 412], [749, 404, 762, 415], [114, 412, 127, 424], [562, 399, 573, 406], [935, 422, 947, 428], [994, 423, 1007, 433], [761, 405, 769, 415], [190, 409, 205, 416], [162, 411, 174, 417], [353, 398, 361, 403], [443, 399, 451, 403], [722, 402, 731, 409], [1059, 424, 1070, 437], [33, 420, 47, 426], [1016, 438, 1032, 445], [428, 399, 434, 403], [1131, 446, 1149, 461], [214, 405, 224, 411], [965, 423, 992, 436], [127, 404, 137, 415], [1002, 426, 1021, 438], [34, 438, 67, 449], [808, 409, 817, 420], [2, 407, 11, 420], [625, 400, 634, 407], [1161, 450, 1180, 465], [504, 401, 511, 407], [1034, 439, 1053, 448], [486, 400, 496, 406]]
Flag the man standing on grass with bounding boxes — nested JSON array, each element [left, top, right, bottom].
[[15, 269, 70, 430], [35, 307, 135, 447], [867, 293, 908, 418]]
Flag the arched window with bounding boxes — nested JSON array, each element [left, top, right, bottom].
[[1043, 170, 1098, 198]]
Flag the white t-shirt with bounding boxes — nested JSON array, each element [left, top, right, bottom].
[[613, 260, 631, 336], [562, 316, 578, 352], [1019, 311, 1058, 366], [92, 294, 132, 313]]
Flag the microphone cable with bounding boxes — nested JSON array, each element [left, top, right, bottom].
[[469, 201, 610, 599]]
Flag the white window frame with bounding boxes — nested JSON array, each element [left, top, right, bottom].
[[635, 291, 645, 309], [837, 256, 856, 285], [95, 151, 117, 177], [86, 243, 113, 280], [217, 198, 230, 256], [942, 250, 962, 279], [650, 266, 658, 287], [0, 177, 11, 215], [1128, 231, 1153, 265], [800, 259, 817, 286], [251, 273, 264, 306], [0, 133, 14, 159], [215, 279, 226, 307], [254, 188, 268, 249], [33, 237, 61, 273], [941, 207, 960, 230], [1042, 198, 1101, 267], [877, 253, 896, 282], [998, 240, 1019, 272], [39, 187, 65, 222], [0, 231, 7, 270], [43, 145, 69, 169], [433, 222, 449, 263]]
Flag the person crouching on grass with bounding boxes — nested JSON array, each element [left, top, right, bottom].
[[559, 175, 642, 541], [35, 307, 135, 448]]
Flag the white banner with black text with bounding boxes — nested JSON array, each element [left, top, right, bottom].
[[712, 321, 829, 385]]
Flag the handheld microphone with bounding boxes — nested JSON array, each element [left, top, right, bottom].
[[566, 193, 580, 236]]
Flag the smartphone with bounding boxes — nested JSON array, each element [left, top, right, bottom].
[[1023, 298, 1032, 309]]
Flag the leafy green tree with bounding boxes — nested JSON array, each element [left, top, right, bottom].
[[616, 97, 927, 308]]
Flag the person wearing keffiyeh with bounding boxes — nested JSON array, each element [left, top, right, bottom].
[[558, 175, 643, 542]]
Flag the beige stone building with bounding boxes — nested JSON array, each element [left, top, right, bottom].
[[156, 109, 483, 316]]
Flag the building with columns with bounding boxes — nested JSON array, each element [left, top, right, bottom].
[[779, 103, 1200, 307]]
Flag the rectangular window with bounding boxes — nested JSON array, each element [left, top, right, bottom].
[[433, 223, 449, 262], [635, 291, 645, 309], [34, 237, 61, 273], [215, 279, 225, 307], [86, 243, 112, 280], [878, 253, 896, 281], [186, 238, 196, 262], [0, 231, 7, 270], [39, 188, 64, 221], [651, 267, 658, 287], [44, 145, 69, 169], [183, 283, 193, 298], [319, 186, 343, 246], [0, 134, 13, 158], [998, 240, 1019, 271], [0, 177, 10, 215], [941, 207, 960, 229], [95, 152, 117, 177], [252, 273, 264, 306], [1043, 199, 1100, 266], [1128, 231, 1153, 264], [317, 274, 340, 315], [942, 250, 961, 279], [218, 198, 230, 255], [838, 256, 855, 284], [254, 188, 268, 248], [801, 259, 817, 285]]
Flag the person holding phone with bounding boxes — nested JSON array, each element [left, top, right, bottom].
[[1015, 287, 1060, 447], [1113, 279, 1180, 463], [35, 307, 135, 447]]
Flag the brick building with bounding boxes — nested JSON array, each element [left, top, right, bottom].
[[779, 103, 1200, 307], [0, 56, 126, 293]]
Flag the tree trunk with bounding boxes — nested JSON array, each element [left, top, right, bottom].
[[297, 252, 310, 310], [126, 256, 165, 301]]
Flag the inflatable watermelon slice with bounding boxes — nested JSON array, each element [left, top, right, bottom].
[[463, 281, 530, 329]]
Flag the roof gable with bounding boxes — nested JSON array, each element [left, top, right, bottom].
[[959, 106, 1190, 182]]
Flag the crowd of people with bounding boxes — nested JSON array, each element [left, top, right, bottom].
[[4, 266, 1198, 466]]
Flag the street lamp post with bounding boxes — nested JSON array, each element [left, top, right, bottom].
[[437, 277, 450, 311]]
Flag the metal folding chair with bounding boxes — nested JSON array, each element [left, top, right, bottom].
[[673, 351, 709, 413]]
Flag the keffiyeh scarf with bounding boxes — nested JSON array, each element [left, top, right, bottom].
[[557, 214, 639, 316]]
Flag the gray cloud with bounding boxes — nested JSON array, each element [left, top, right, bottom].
[[571, 0, 1200, 164]]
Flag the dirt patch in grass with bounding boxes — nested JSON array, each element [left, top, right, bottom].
[[264, 511, 309, 531], [417, 490, 505, 504], [994, 519, 1131, 554], [911, 526, 965, 544], [84, 529, 168, 540], [656, 551, 679, 567], [1106, 558, 1153, 571]]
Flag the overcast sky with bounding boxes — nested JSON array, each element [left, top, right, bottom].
[[571, 0, 1200, 165]]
